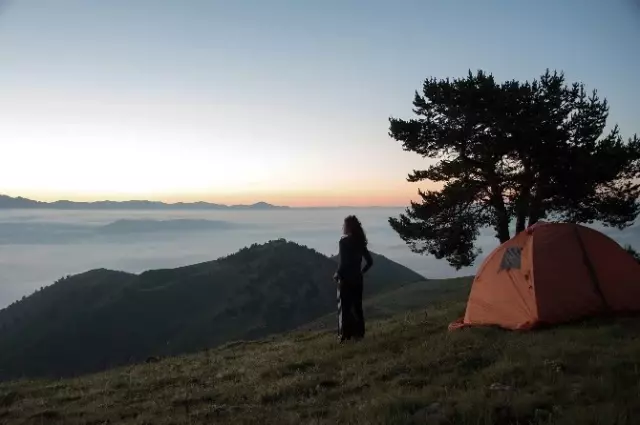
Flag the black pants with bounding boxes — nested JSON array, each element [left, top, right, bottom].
[[337, 275, 364, 340]]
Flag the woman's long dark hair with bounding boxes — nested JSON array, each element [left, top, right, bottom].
[[344, 215, 368, 247]]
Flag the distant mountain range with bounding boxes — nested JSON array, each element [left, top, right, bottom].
[[0, 195, 288, 210], [0, 219, 250, 245], [0, 239, 426, 381]]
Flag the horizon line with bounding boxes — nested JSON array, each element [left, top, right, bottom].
[[0, 194, 406, 209]]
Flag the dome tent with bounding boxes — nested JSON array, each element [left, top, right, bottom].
[[449, 222, 640, 331]]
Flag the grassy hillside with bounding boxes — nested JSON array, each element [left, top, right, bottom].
[[1, 290, 639, 425], [0, 239, 424, 381]]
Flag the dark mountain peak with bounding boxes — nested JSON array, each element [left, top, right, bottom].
[[73, 268, 135, 280], [217, 239, 324, 268], [229, 238, 307, 253]]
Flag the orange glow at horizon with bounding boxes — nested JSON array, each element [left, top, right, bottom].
[[7, 181, 443, 208]]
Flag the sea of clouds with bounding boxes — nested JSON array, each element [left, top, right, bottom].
[[0, 208, 637, 309]]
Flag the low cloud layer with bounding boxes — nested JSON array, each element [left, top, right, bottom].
[[0, 208, 636, 309]]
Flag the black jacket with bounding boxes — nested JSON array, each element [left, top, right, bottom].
[[336, 235, 373, 281]]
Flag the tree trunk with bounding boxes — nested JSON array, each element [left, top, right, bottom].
[[528, 194, 542, 226], [515, 196, 528, 234], [496, 215, 511, 243], [489, 183, 511, 243], [515, 162, 533, 234], [523, 163, 547, 228]]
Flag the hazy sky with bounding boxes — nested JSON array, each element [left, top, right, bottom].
[[1, 0, 639, 207]]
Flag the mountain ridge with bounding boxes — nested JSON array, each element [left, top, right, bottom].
[[0, 239, 425, 381], [0, 194, 289, 210], [0, 195, 406, 210]]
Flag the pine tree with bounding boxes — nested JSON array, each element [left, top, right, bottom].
[[389, 69, 640, 269]]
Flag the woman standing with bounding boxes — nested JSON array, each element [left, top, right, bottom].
[[333, 215, 373, 342]]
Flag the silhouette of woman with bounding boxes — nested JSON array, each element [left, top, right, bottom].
[[333, 215, 373, 342]]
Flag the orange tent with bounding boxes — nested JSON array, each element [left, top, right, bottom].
[[449, 222, 640, 331]]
